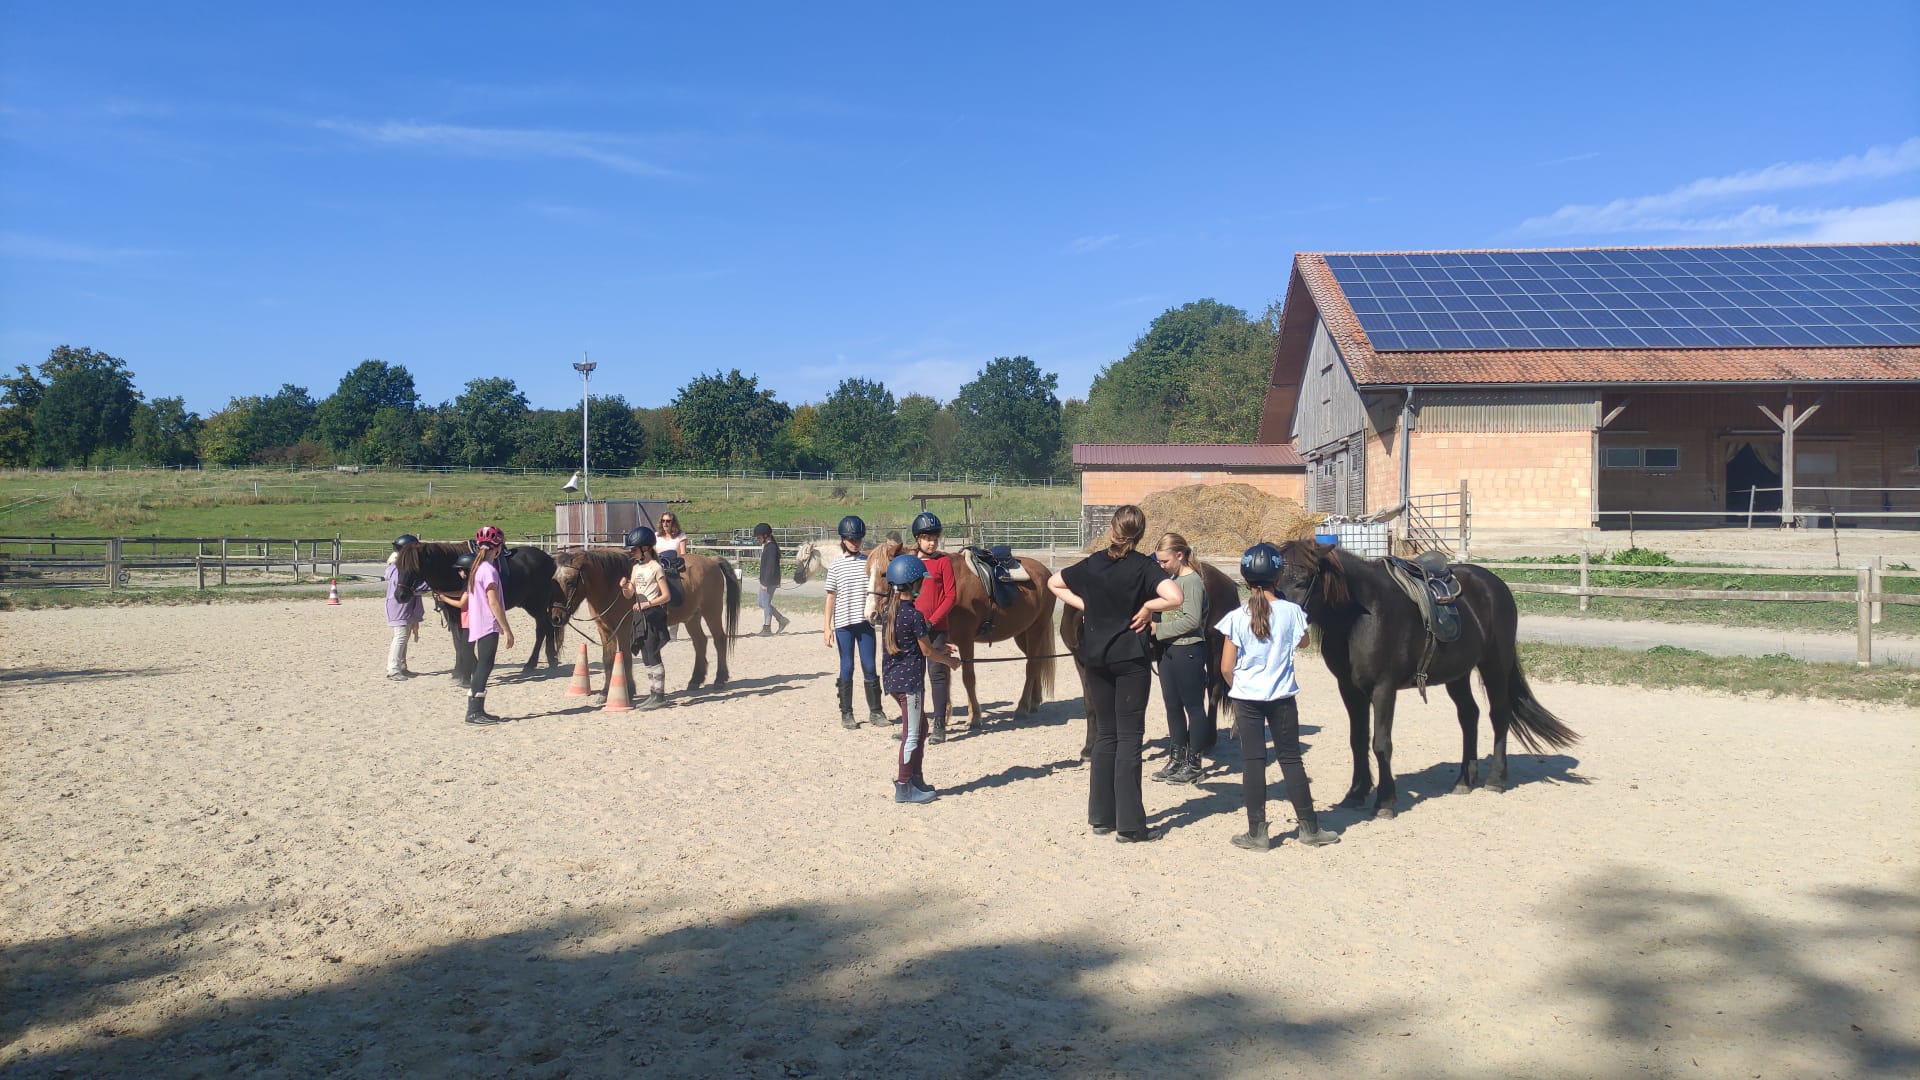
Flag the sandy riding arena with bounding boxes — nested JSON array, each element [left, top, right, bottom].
[[4, 600, 1916, 1077]]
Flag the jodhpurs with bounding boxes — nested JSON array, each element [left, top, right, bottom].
[[835, 622, 877, 682], [1233, 696, 1315, 830], [927, 629, 950, 718], [758, 585, 784, 624], [387, 624, 415, 676], [893, 690, 927, 783], [1086, 657, 1152, 833], [469, 633, 499, 699], [1158, 641, 1210, 753]]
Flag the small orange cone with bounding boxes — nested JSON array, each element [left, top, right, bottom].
[[602, 651, 634, 712], [326, 579, 341, 606], [565, 644, 593, 697]]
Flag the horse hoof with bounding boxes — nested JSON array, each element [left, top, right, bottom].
[[1486, 782, 1506, 794], [1452, 782, 1472, 795], [1373, 806, 1397, 821], [1335, 794, 1370, 809]]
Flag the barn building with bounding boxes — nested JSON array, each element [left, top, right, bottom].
[[1256, 242, 1920, 542], [1072, 443, 1305, 544]]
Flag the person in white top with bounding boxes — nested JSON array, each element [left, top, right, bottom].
[[620, 526, 671, 711], [654, 512, 689, 558], [1216, 543, 1340, 852]]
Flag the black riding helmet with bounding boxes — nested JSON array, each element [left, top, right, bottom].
[[454, 552, 476, 572], [753, 522, 773, 539], [393, 533, 419, 549], [837, 515, 866, 540], [911, 511, 942, 536], [1240, 542, 1284, 587], [625, 526, 656, 550]]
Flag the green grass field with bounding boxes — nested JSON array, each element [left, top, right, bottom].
[[1497, 562, 1920, 636], [0, 468, 1083, 547]]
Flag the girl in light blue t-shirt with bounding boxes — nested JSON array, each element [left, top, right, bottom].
[[1215, 543, 1340, 852]]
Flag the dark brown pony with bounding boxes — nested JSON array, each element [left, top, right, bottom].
[[866, 538, 1058, 728], [1274, 540, 1578, 818], [1059, 560, 1239, 759], [395, 542, 564, 681], [550, 549, 741, 699]]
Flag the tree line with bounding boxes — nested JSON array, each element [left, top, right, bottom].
[[0, 299, 1277, 477]]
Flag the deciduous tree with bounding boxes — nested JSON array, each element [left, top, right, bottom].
[[951, 356, 1061, 478], [671, 370, 789, 470], [29, 346, 141, 466], [315, 359, 419, 452], [130, 396, 202, 466], [449, 377, 530, 467], [814, 377, 898, 474]]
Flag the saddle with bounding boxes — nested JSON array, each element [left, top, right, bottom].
[[1383, 552, 1463, 700], [656, 552, 688, 609], [962, 546, 1027, 610]]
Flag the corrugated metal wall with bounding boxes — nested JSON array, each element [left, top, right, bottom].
[[1417, 389, 1600, 432]]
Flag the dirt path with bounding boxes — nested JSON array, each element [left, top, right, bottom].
[[3, 601, 1916, 1078]]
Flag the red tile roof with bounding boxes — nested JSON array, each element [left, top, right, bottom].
[[1073, 443, 1303, 468], [1294, 252, 1920, 387]]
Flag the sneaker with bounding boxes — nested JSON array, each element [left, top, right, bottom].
[[387, 672, 408, 681]]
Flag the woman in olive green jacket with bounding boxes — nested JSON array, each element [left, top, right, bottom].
[[1150, 533, 1211, 784]]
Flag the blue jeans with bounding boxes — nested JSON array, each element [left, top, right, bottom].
[[835, 622, 877, 682]]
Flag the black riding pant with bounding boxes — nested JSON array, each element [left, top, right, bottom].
[[1087, 657, 1152, 833], [1233, 696, 1315, 830], [1158, 641, 1211, 753], [927, 629, 950, 719], [469, 633, 499, 699], [634, 608, 669, 667]]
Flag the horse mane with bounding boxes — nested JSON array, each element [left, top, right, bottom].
[[1281, 540, 1349, 608], [565, 548, 632, 586], [396, 540, 465, 575]]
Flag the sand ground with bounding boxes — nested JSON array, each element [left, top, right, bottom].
[[2, 599, 1916, 1078]]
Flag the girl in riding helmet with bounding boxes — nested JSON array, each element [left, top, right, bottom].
[[881, 553, 960, 804], [620, 525, 671, 711], [754, 523, 790, 635], [384, 534, 426, 680], [908, 511, 957, 742], [462, 526, 515, 724], [823, 515, 887, 729], [1218, 543, 1339, 851]]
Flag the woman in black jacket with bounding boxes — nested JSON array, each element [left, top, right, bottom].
[[1050, 505, 1184, 842]]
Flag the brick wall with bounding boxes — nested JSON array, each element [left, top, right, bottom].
[[1079, 468, 1305, 507], [1410, 430, 1592, 528]]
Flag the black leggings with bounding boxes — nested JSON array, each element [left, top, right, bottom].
[[470, 633, 499, 698], [1158, 641, 1211, 753], [1087, 657, 1152, 833], [1234, 696, 1316, 830], [928, 629, 950, 718]]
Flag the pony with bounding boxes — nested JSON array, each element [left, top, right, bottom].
[[550, 548, 741, 699], [863, 538, 1057, 730], [790, 538, 845, 586], [395, 541, 564, 681], [1058, 559, 1240, 760], [1274, 540, 1578, 818]]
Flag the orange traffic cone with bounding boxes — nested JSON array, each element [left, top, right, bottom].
[[602, 651, 634, 712], [326, 579, 341, 606], [565, 644, 593, 697]]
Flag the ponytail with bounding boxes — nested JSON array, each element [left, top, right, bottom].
[[1106, 504, 1146, 560], [883, 588, 905, 656], [1247, 585, 1273, 642]]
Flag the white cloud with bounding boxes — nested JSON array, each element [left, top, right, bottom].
[[1067, 233, 1120, 254], [0, 232, 169, 263], [317, 119, 676, 177], [1520, 136, 1920, 237]]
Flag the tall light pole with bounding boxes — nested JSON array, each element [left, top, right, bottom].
[[572, 355, 596, 506]]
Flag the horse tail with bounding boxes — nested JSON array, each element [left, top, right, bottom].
[[722, 558, 741, 640], [1506, 658, 1579, 753], [1035, 586, 1058, 699]]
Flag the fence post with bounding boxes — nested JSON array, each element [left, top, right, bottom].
[[1870, 555, 1883, 626], [107, 538, 121, 591], [1578, 550, 1590, 613], [1856, 567, 1872, 667], [1458, 479, 1470, 558], [220, 538, 229, 586], [334, 535, 341, 580], [197, 555, 206, 590]]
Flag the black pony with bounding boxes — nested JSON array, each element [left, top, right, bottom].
[[395, 542, 565, 681], [1275, 540, 1577, 819]]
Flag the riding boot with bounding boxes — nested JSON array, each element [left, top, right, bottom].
[[464, 693, 502, 725], [760, 620, 772, 636], [774, 611, 790, 632], [1151, 744, 1187, 782], [1169, 748, 1205, 785], [837, 678, 859, 730], [635, 665, 668, 711], [910, 770, 934, 795], [1281, 763, 1341, 846], [863, 677, 888, 726], [929, 711, 947, 745], [1231, 820, 1271, 851]]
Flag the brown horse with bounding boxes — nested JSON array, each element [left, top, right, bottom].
[[864, 538, 1057, 730], [1058, 560, 1240, 759], [551, 549, 741, 700]]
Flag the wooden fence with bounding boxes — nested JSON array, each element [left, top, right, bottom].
[[0, 535, 341, 590]]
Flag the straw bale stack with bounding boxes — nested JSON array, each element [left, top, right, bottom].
[[1087, 483, 1323, 558]]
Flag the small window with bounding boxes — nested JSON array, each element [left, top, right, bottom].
[[1643, 447, 1679, 470], [1796, 451, 1837, 476], [1603, 447, 1641, 469]]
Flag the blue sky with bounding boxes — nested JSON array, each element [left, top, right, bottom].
[[3, 2, 1917, 416]]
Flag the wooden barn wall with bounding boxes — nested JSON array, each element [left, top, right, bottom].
[[1291, 321, 1368, 453], [1600, 388, 1920, 515]]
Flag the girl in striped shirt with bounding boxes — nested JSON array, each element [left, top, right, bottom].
[[823, 515, 887, 729]]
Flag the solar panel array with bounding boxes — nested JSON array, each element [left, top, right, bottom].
[[1322, 244, 1920, 352]]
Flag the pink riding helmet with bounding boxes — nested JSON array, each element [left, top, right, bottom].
[[474, 525, 505, 548]]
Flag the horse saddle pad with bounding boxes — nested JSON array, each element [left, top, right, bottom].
[[961, 546, 1023, 608], [1385, 554, 1463, 645], [656, 553, 688, 608]]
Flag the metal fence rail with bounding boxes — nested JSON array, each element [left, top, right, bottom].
[[0, 535, 342, 589]]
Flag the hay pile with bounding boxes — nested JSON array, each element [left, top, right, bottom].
[[1092, 483, 1322, 557]]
